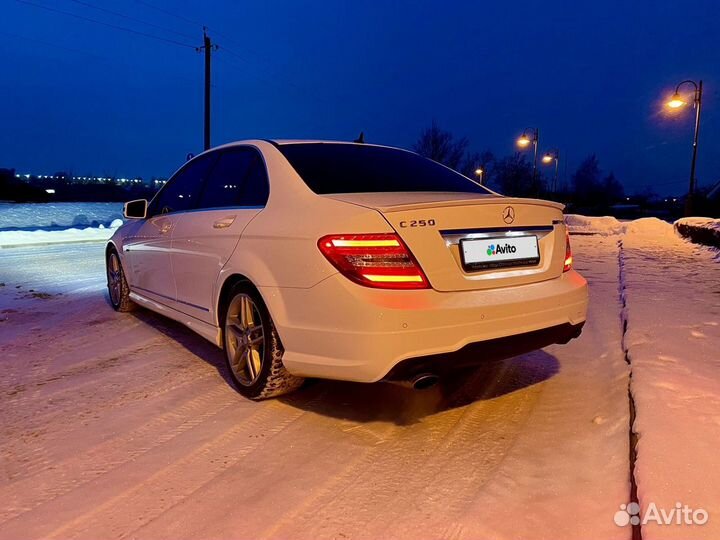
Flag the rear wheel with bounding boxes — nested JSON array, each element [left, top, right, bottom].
[[223, 284, 304, 400], [106, 250, 135, 312]]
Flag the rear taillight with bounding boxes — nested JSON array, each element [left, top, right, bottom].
[[563, 231, 573, 272], [318, 233, 429, 289]]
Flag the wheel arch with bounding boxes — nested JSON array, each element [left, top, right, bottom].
[[105, 241, 118, 258], [216, 273, 267, 329]]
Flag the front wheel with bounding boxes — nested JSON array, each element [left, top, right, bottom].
[[223, 285, 304, 400], [106, 249, 135, 312]]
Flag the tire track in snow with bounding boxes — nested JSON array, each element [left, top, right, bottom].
[[45, 394, 325, 540], [2, 337, 167, 410], [618, 237, 643, 540], [0, 351, 220, 482], [1, 369, 217, 483], [0, 381, 240, 524], [381, 369, 543, 539], [269, 362, 530, 540]]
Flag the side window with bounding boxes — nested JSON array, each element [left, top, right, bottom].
[[151, 153, 216, 215], [239, 150, 270, 206], [197, 147, 270, 210]]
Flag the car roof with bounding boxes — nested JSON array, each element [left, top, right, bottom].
[[210, 139, 411, 153]]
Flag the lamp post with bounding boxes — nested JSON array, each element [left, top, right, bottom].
[[517, 127, 539, 189], [474, 167, 484, 184], [542, 149, 560, 193], [666, 79, 703, 216]]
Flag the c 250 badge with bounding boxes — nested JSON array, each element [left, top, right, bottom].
[[399, 219, 436, 228]]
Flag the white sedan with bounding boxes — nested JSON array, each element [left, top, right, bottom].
[[107, 140, 588, 399]]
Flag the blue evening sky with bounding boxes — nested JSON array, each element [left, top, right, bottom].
[[1, 0, 718, 194]]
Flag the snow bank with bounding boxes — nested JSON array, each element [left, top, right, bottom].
[[622, 225, 720, 539], [0, 222, 121, 248], [674, 217, 720, 249], [0, 202, 123, 231], [623, 216, 676, 238], [564, 214, 626, 235]]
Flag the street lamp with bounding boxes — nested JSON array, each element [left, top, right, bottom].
[[665, 79, 703, 216], [517, 127, 539, 187], [474, 167, 484, 184], [542, 149, 560, 192]]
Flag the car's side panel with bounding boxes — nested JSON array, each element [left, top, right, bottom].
[[128, 289, 220, 345], [122, 214, 180, 305], [171, 207, 261, 323]]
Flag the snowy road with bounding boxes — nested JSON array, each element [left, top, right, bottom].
[[0, 226, 715, 540]]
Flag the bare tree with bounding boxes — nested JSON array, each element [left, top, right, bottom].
[[413, 120, 468, 171]]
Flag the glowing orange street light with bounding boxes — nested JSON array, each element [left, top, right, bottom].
[[664, 79, 703, 216], [516, 127, 539, 187], [517, 134, 532, 148], [667, 93, 687, 109], [474, 167, 484, 184], [541, 149, 560, 192]]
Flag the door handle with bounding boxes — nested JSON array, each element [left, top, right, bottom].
[[213, 216, 236, 229]]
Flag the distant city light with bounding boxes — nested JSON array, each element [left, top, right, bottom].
[[45, 189, 55, 194], [14, 171, 159, 186]]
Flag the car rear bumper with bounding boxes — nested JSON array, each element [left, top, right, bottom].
[[259, 269, 588, 383]]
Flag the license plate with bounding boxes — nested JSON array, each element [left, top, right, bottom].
[[460, 235, 540, 271]]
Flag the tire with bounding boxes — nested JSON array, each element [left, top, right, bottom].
[[223, 283, 304, 400], [106, 249, 136, 312]]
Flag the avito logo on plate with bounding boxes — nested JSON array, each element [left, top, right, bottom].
[[486, 243, 518, 256]]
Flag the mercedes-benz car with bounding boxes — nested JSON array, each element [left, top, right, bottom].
[[106, 140, 588, 399]]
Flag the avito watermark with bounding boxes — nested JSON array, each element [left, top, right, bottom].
[[614, 501, 709, 527]]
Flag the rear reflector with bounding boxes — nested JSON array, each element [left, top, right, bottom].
[[318, 233, 430, 289], [563, 231, 573, 272]]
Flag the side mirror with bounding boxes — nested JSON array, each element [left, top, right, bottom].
[[123, 199, 148, 219]]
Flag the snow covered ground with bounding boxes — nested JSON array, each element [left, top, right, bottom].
[[620, 219, 720, 540], [0, 216, 717, 539], [0, 238, 632, 539]]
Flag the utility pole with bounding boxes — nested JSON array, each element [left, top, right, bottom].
[[687, 80, 702, 216], [666, 79, 703, 216], [197, 27, 218, 151]]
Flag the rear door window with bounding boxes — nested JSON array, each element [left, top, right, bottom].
[[198, 147, 270, 209]]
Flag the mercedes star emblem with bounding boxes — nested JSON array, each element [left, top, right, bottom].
[[503, 206, 515, 224]]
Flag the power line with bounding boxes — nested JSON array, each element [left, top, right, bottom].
[[14, 0, 196, 49], [65, 0, 198, 41], [132, 0, 275, 67], [133, 0, 205, 30], [0, 29, 198, 84]]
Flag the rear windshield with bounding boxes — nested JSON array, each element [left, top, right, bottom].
[[277, 143, 489, 195]]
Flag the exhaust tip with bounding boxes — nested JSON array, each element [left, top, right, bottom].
[[412, 373, 439, 390]]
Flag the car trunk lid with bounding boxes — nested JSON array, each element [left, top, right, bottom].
[[325, 192, 567, 292]]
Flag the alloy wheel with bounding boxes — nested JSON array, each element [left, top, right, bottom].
[[107, 252, 122, 306], [225, 293, 265, 386]]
